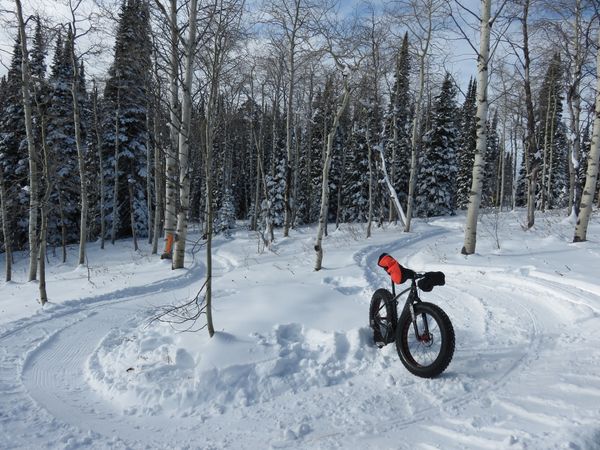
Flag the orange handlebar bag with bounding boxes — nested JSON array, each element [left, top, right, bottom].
[[377, 253, 403, 284]]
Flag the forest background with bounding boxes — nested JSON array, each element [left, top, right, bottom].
[[0, 0, 599, 328]]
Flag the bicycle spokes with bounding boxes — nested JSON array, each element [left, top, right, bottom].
[[407, 313, 442, 365]]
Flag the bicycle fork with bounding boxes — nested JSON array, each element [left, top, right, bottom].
[[409, 303, 431, 343]]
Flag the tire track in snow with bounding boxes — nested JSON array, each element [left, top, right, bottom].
[[325, 229, 600, 448], [308, 225, 557, 446], [0, 245, 239, 449]]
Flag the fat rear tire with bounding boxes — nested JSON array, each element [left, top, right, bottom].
[[369, 289, 397, 346]]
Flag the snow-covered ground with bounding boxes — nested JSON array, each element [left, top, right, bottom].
[[1, 211, 600, 449]]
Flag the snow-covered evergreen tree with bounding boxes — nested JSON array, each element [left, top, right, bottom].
[[456, 77, 477, 209], [102, 0, 151, 240], [416, 73, 459, 217], [215, 187, 236, 236], [384, 32, 412, 209], [0, 37, 28, 248], [266, 155, 286, 227], [46, 32, 80, 247], [482, 110, 500, 207], [536, 53, 568, 209], [342, 104, 370, 223]]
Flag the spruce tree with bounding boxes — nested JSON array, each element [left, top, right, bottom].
[[416, 73, 459, 217], [456, 77, 477, 209], [536, 53, 567, 209], [0, 37, 28, 248], [46, 32, 79, 247], [342, 100, 370, 223], [102, 0, 152, 240], [482, 110, 500, 207], [385, 32, 412, 208]]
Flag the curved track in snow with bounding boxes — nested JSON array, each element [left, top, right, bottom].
[[2, 226, 600, 449]]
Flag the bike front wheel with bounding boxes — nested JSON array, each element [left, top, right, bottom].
[[396, 302, 455, 378]]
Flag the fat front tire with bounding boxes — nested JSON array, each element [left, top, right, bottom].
[[369, 289, 397, 346], [396, 302, 455, 378]]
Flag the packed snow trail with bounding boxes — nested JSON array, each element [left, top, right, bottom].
[[1, 217, 600, 449]]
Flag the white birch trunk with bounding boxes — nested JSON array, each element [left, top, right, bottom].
[[0, 167, 12, 282], [282, 0, 302, 237], [315, 77, 350, 271], [111, 90, 120, 245], [38, 117, 53, 306], [366, 138, 373, 238], [205, 96, 216, 337], [573, 26, 600, 242], [546, 97, 557, 207], [461, 0, 491, 255], [500, 119, 506, 210], [172, 0, 198, 269], [283, 29, 297, 236], [69, 35, 88, 266], [128, 180, 139, 251], [568, 0, 583, 216], [92, 81, 105, 249], [162, 0, 180, 259], [404, 24, 432, 232], [146, 111, 153, 244], [375, 137, 407, 227], [152, 106, 164, 255], [15, 0, 39, 281]]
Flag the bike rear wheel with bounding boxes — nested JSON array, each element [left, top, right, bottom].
[[395, 302, 454, 378], [369, 289, 397, 347]]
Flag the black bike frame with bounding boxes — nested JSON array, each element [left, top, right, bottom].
[[390, 276, 430, 341]]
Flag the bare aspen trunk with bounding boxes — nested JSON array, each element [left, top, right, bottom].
[[500, 119, 506, 210], [38, 119, 53, 306], [405, 24, 431, 232], [162, 0, 180, 259], [111, 92, 120, 245], [205, 111, 215, 337], [568, 0, 583, 216], [512, 126, 518, 210], [374, 131, 407, 226], [250, 95, 274, 248], [366, 141, 373, 238], [0, 170, 12, 282], [546, 97, 557, 208], [283, 46, 295, 237], [128, 179, 139, 251], [58, 191, 67, 262], [203, 0, 240, 337], [152, 105, 163, 254], [522, 0, 537, 229], [15, 0, 39, 281], [250, 94, 261, 231], [389, 109, 398, 223], [146, 111, 153, 243], [461, 0, 491, 255], [38, 204, 48, 304], [92, 81, 105, 249], [315, 77, 350, 271], [541, 85, 552, 212], [283, 0, 302, 237], [291, 121, 300, 227], [172, 0, 198, 269], [573, 27, 600, 242], [68, 33, 88, 266], [335, 145, 346, 229], [252, 148, 260, 231]]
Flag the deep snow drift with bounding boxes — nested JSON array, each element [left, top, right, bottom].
[[1, 211, 600, 449]]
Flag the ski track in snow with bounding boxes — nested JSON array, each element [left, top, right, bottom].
[[2, 224, 600, 449]]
